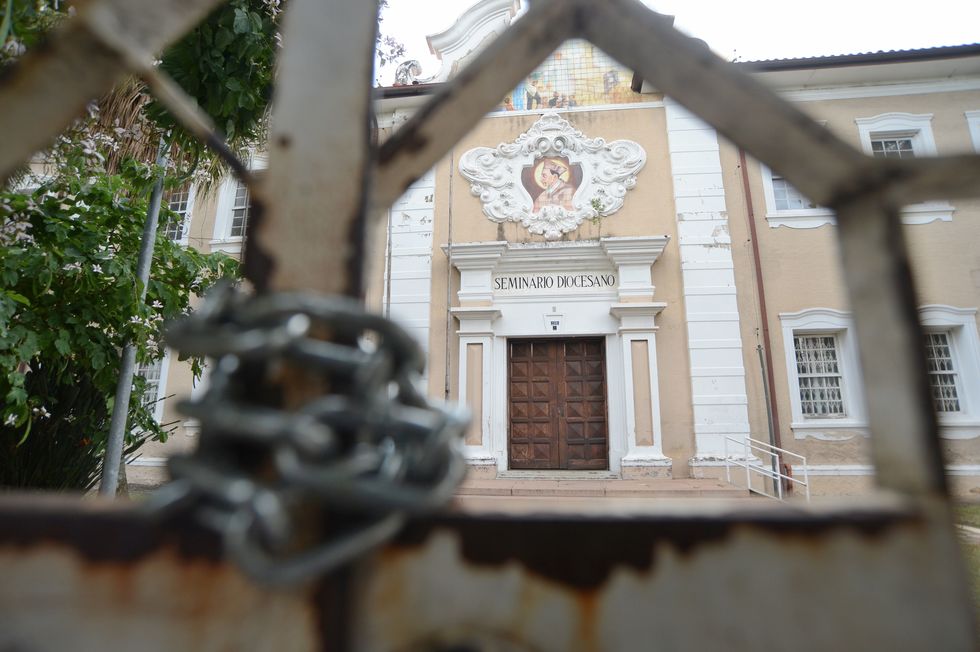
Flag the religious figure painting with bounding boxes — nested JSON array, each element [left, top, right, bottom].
[[523, 157, 582, 214], [458, 112, 646, 239]]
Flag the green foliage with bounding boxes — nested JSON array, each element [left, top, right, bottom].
[[0, 157, 238, 489], [148, 0, 281, 164], [0, 1, 67, 65], [0, 0, 404, 489]]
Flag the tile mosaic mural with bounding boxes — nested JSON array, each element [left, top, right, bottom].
[[493, 39, 645, 112]]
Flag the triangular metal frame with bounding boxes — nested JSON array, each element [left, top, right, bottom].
[[1, 0, 979, 646]]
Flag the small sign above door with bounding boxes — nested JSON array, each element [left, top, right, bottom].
[[493, 272, 617, 295]]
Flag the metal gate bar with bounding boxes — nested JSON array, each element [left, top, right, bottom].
[[1, 0, 979, 649]]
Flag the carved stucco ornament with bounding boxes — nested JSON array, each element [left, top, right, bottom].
[[458, 112, 646, 239]]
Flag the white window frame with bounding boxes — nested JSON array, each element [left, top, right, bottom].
[[163, 182, 196, 245], [918, 305, 980, 438], [966, 110, 980, 153], [923, 330, 962, 414], [136, 350, 171, 424], [760, 163, 835, 228], [211, 153, 267, 254], [763, 113, 958, 228], [780, 308, 867, 439], [854, 112, 954, 225], [781, 306, 980, 440]]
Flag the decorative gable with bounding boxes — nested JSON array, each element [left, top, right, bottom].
[[458, 112, 646, 239]]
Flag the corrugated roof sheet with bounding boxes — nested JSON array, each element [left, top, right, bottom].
[[378, 43, 980, 93], [735, 43, 980, 70]]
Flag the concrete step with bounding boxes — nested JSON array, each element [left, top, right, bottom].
[[455, 478, 749, 499]]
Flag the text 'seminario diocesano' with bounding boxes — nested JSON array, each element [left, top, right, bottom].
[[493, 273, 617, 292]]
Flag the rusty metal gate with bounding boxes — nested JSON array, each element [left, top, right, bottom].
[[2, 0, 979, 649]]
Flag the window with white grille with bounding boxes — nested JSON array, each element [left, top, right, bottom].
[[924, 331, 960, 413], [163, 183, 192, 241], [870, 136, 915, 159], [794, 334, 846, 417], [771, 175, 817, 210], [853, 113, 953, 225], [136, 358, 163, 414], [783, 306, 979, 439], [230, 180, 250, 237], [759, 163, 834, 228]]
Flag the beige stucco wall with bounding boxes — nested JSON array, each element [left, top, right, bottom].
[[719, 88, 980, 487], [425, 105, 699, 473], [135, 86, 980, 492]]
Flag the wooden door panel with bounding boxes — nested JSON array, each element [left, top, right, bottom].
[[509, 337, 608, 470], [559, 337, 608, 470], [509, 340, 560, 469]]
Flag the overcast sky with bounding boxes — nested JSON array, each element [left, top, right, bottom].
[[378, 0, 979, 83]]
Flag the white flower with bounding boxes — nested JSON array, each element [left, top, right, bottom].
[[4, 414, 16, 426], [86, 321, 100, 329], [2, 38, 26, 57], [62, 262, 82, 272], [91, 264, 102, 273], [151, 300, 163, 309]]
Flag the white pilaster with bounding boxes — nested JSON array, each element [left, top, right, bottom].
[[385, 169, 437, 359], [452, 307, 501, 465], [664, 99, 751, 462], [610, 303, 671, 471]]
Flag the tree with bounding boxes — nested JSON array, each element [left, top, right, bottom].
[[0, 0, 406, 489], [0, 121, 238, 489]]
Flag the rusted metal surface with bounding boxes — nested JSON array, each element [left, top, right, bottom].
[[0, 0, 225, 185], [1, 0, 979, 648], [1, 496, 974, 651], [357, 498, 975, 651], [877, 155, 980, 205], [0, 496, 321, 652], [834, 198, 947, 494], [257, 0, 381, 296]]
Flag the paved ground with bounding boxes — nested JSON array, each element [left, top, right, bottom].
[[457, 477, 748, 499]]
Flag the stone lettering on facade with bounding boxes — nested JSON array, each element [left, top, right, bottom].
[[492, 272, 617, 294]]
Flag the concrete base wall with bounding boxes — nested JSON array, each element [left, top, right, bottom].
[[621, 465, 673, 480]]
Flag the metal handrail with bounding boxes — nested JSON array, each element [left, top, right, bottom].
[[724, 436, 810, 501]]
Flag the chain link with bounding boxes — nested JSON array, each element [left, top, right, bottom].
[[145, 282, 469, 586]]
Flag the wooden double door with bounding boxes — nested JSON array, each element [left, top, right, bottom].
[[508, 338, 609, 470]]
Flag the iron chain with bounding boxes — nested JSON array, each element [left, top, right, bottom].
[[146, 282, 469, 586]]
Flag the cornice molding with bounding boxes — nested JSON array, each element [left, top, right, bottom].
[[441, 241, 508, 270], [425, 0, 518, 82], [601, 235, 670, 265]]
